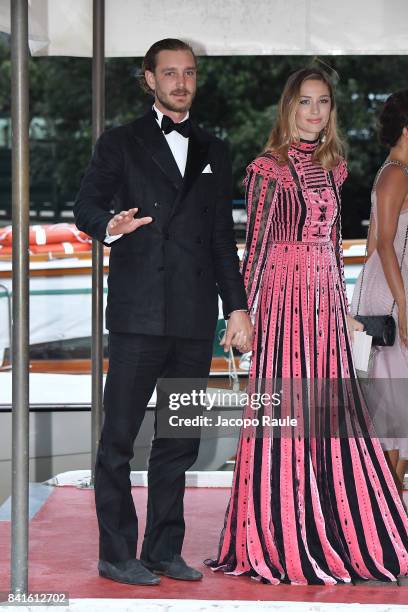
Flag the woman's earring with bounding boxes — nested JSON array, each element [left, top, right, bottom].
[[320, 128, 327, 144]]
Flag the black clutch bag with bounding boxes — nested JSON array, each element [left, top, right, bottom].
[[354, 314, 396, 346]]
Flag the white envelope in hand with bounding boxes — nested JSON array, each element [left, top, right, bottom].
[[202, 164, 212, 173], [352, 330, 373, 373]]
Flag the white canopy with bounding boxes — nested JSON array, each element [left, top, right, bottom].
[[0, 0, 407, 57]]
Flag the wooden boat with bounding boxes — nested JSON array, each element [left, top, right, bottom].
[[0, 223, 366, 378]]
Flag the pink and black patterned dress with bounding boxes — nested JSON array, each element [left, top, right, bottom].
[[206, 140, 408, 585]]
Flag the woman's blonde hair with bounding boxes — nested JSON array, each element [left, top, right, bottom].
[[264, 67, 345, 170]]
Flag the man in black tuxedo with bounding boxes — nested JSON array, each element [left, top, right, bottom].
[[74, 38, 252, 586]]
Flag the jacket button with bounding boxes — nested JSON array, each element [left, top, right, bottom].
[[153, 202, 160, 208], [203, 207, 209, 213]]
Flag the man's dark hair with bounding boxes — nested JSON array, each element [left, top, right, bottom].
[[140, 38, 197, 95]]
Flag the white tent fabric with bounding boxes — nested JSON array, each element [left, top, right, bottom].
[[0, 0, 407, 57]]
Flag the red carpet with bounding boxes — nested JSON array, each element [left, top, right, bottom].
[[0, 486, 407, 604]]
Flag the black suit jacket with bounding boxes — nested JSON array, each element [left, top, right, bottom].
[[74, 111, 247, 339]]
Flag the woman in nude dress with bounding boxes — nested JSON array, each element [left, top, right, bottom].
[[351, 90, 408, 500]]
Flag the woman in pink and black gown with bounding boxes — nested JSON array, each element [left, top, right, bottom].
[[206, 68, 408, 585]]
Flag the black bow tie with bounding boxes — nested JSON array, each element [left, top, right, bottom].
[[160, 114, 191, 138]]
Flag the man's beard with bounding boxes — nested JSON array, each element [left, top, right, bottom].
[[156, 88, 195, 114]]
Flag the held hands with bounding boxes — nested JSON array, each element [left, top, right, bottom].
[[346, 314, 364, 343], [220, 311, 253, 353], [107, 207, 153, 236]]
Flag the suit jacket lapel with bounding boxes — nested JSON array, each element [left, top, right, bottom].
[[178, 125, 210, 203], [133, 111, 183, 190]]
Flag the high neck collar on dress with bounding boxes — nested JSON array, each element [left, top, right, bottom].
[[290, 138, 319, 153]]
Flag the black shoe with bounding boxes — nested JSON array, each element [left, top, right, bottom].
[[142, 554, 203, 581], [98, 559, 161, 585]]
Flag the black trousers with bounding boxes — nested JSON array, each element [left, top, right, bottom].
[[94, 332, 213, 564]]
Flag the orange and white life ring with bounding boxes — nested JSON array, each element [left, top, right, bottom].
[[0, 244, 12, 256], [29, 242, 92, 255], [0, 224, 91, 246]]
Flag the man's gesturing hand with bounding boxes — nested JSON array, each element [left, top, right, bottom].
[[108, 208, 153, 236], [220, 311, 253, 353]]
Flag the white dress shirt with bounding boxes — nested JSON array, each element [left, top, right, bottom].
[[105, 105, 189, 244], [153, 105, 189, 176]]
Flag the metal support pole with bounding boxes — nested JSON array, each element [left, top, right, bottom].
[[91, 0, 105, 483], [10, 0, 30, 595]]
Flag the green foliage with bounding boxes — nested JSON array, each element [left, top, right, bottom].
[[1, 32, 408, 236]]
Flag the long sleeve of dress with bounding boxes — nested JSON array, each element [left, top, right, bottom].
[[330, 159, 349, 310], [241, 157, 280, 315]]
